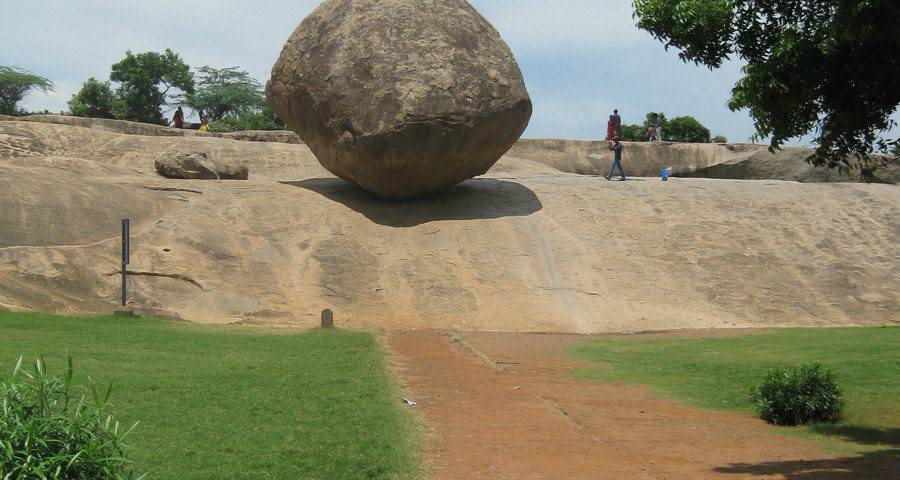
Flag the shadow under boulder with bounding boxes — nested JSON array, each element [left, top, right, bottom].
[[284, 177, 542, 227]]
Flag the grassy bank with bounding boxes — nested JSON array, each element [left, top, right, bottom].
[[571, 326, 899, 454], [0, 311, 420, 480]]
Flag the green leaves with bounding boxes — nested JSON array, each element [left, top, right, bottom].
[[666, 115, 712, 142], [633, 0, 735, 67], [68, 78, 115, 119], [634, 0, 900, 173], [618, 124, 648, 141], [752, 363, 844, 426], [0, 356, 140, 480], [109, 49, 195, 125], [0, 66, 54, 116], [207, 104, 285, 133], [180, 66, 266, 123]]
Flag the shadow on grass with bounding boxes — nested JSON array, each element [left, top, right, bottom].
[[281, 177, 542, 227], [714, 449, 899, 479], [808, 424, 900, 447]]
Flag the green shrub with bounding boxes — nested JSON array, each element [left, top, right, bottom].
[[0, 356, 142, 480], [712, 134, 727, 143], [665, 115, 711, 143], [619, 124, 648, 142], [69, 78, 115, 119], [752, 363, 844, 426], [208, 104, 285, 133]]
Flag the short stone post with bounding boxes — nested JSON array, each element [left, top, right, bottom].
[[321, 309, 334, 329]]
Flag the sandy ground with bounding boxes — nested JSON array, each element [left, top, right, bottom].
[[388, 330, 898, 479], [1, 119, 898, 332]]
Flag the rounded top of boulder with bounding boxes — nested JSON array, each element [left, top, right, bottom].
[[267, 0, 532, 198]]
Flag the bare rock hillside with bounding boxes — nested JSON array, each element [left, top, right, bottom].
[[1, 118, 897, 332]]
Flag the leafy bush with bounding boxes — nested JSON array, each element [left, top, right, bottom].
[[208, 104, 285, 133], [110, 49, 194, 125], [180, 66, 265, 123], [619, 124, 648, 142], [69, 78, 115, 119], [752, 363, 844, 426], [0, 66, 54, 116], [0, 356, 142, 480], [665, 115, 711, 143], [712, 134, 727, 143]]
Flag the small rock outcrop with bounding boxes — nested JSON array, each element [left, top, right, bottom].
[[267, 0, 532, 198], [154, 152, 248, 180], [221, 130, 303, 144]]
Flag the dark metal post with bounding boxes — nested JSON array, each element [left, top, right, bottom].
[[121, 217, 130, 306]]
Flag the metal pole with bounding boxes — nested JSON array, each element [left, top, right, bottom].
[[121, 217, 130, 306]]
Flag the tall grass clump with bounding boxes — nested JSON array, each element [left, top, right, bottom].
[[0, 356, 142, 479], [752, 362, 844, 426]]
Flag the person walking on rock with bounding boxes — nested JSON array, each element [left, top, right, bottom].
[[605, 136, 626, 181]]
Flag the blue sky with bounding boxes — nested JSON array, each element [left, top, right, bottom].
[[0, 0, 844, 144]]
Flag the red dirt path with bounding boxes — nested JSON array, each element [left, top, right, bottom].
[[387, 330, 897, 480]]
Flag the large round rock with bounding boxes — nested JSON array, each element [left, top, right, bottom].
[[267, 0, 532, 198]]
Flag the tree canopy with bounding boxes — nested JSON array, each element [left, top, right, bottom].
[[0, 66, 54, 115], [632, 0, 899, 170], [642, 112, 667, 133], [68, 78, 115, 119], [616, 112, 715, 143], [666, 115, 711, 143], [110, 49, 194, 125], [180, 66, 265, 123], [619, 124, 647, 141]]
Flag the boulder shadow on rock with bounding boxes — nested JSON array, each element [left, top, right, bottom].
[[282, 177, 542, 227]]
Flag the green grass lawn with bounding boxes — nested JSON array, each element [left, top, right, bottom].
[[0, 311, 420, 480], [571, 326, 900, 454]]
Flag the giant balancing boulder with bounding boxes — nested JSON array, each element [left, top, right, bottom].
[[267, 0, 532, 198]]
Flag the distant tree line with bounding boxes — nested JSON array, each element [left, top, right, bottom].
[[67, 49, 284, 131], [0, 49, 283, 132], [618, 112, 727, 144]]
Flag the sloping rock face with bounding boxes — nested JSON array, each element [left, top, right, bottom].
[[155, 152, 248, 180], [267, 0, 532, 198], [1, 120, 898, 331]]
